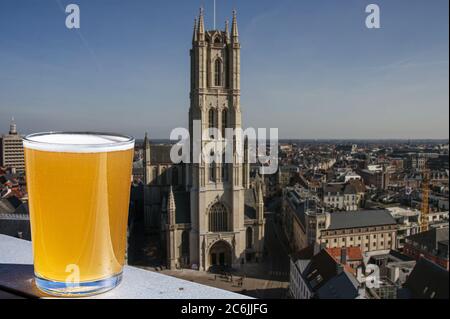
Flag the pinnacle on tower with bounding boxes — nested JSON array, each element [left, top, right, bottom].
[[167, 186, 176, 225], [257, 177, 264, 203], [231, 10, 239, 43], [198, 7, 205, 41], [192, 18, 198, 43], [144, 132, 150, 147]]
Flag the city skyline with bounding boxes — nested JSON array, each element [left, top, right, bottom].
[[0, 0, 449, 139], [0, 1, 449, 301]]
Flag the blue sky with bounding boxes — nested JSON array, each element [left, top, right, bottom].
[[0, 0, 448, 139]]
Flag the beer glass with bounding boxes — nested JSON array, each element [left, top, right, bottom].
[[23, 132, 135, 296]]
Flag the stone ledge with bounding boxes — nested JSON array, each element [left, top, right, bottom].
[[0, 234, 250, 299]]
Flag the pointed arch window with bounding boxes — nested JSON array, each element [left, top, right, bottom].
[[222, 154, 228, 182], [214, 59, 222, 87], [246, 227, 253, 249], [209, 151, 216, 182], [209, 162, 216, 182], [181, 231, 190, 257], [221, 109, 228, 138], [209, 203, 229, 232], [209, 109, 215, 128]]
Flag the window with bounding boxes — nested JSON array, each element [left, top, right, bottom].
[[209, 109, 215, 129], [209, 161, 216, 182], [221, 109, 228, 138], [181, 231, 190, 257], [222, 154, 228, 182], [209, 151, 216, 182], [214, 59, 222, 86], [246, 227, 253, 249], [209, 203, 229, 232]]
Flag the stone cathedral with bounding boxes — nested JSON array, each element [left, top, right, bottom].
[[139, 9, 265, 272]]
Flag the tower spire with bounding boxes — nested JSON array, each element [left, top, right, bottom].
[[257, 177, 264, 203], [231, 9, 239, 43], [198, 7, 205, 41], [143, 132, 151, 185], [192, 18, 198, 43], [144, 132, 150, 148], [167, 186, 176, 225]]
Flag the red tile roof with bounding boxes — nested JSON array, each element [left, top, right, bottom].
[[326, 247, 363, 261]]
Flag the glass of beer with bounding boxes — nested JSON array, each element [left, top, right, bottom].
[[23, 132, 135, 296]]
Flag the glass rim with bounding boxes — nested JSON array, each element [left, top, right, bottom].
[[23, 131, 135, 153]]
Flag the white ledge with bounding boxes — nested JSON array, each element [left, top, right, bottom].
[[0, 234, 250, 299]]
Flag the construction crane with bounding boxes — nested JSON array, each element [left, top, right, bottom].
[[420, 169, 430, 233]]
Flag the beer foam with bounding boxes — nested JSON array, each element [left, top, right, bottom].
[[23, 133, 135, 153]]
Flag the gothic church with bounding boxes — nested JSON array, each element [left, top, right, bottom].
[[139, 9, 265, 272]]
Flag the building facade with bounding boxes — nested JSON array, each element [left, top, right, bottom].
[[403, 228, 449, 270], [322, 182, 365, 211], [0, 119, 25, 172], [283, 187, 398, 254]]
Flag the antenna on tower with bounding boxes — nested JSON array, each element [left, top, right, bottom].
[[213, 0, 216, 29]]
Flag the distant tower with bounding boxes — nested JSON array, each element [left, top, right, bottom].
[[255, 175, 265, 261], [1, 117, 24, 171], [143, 132, 151, 185], [142, 132, 152, 231], [166, 186, 178, 269], [9, 117, 17, 135]]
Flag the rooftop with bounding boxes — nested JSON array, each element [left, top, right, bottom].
[[405, 227, 449, 255], [328, 210, 397, 230], [404, 258, 449, 299]]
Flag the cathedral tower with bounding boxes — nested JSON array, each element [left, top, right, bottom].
[[188, 9, 254, 271]]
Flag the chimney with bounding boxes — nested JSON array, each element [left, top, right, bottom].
[[340, 247, 347, 265]]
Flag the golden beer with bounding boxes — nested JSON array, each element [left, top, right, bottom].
[[23, 132, 134, 296]]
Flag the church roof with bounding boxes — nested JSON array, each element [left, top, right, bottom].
[[150, 145, 173, 164]]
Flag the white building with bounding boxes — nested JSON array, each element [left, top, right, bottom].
[[386, 207, 421, 250], [0, 119, 24, 172]]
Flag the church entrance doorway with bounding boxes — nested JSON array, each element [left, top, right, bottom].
[[209, 240, 232, 268]]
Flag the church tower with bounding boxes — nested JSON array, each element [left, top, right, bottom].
[[188, 9, 249, 271]]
